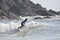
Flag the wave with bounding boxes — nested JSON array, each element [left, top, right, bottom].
[[0, 19, 52, 37], [0, 16, 60, 37]]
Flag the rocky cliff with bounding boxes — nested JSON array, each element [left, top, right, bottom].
[[0, 0, 60, 19]]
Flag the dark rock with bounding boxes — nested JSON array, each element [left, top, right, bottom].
[[48, 9, 59, 15], [34, 16, 51, 19], [0, 0, 60, 19], [44, 16, 51, 18], [34, 17, 43, 19]]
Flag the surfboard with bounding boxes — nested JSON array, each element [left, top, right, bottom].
[[18, 25, 29, 33]]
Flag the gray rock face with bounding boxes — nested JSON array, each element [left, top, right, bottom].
[[0, 0, 60, 19]]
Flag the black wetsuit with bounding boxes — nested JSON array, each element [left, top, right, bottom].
[[18, 18, 27, 29]]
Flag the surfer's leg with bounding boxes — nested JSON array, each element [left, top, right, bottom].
[[20, 23, 25, 28], [18, 26, 23, 29], [18, 23, 24, 29]]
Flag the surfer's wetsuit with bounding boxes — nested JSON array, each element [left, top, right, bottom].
[[18, 18, 27, 29]]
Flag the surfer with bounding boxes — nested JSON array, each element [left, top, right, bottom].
[[18, 18, 27, 29]]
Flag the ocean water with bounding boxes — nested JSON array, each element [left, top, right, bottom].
[[0, 16, 60, 40]]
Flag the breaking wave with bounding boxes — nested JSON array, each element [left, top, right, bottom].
[[0, 15, 60, 40]]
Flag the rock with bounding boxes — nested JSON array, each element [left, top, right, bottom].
[[34, 17, 43, 19], [43, 16, 51, 18], [48, 9, 60, 15], [34, 16, 51, 19], [0, 0, 60, 19]]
